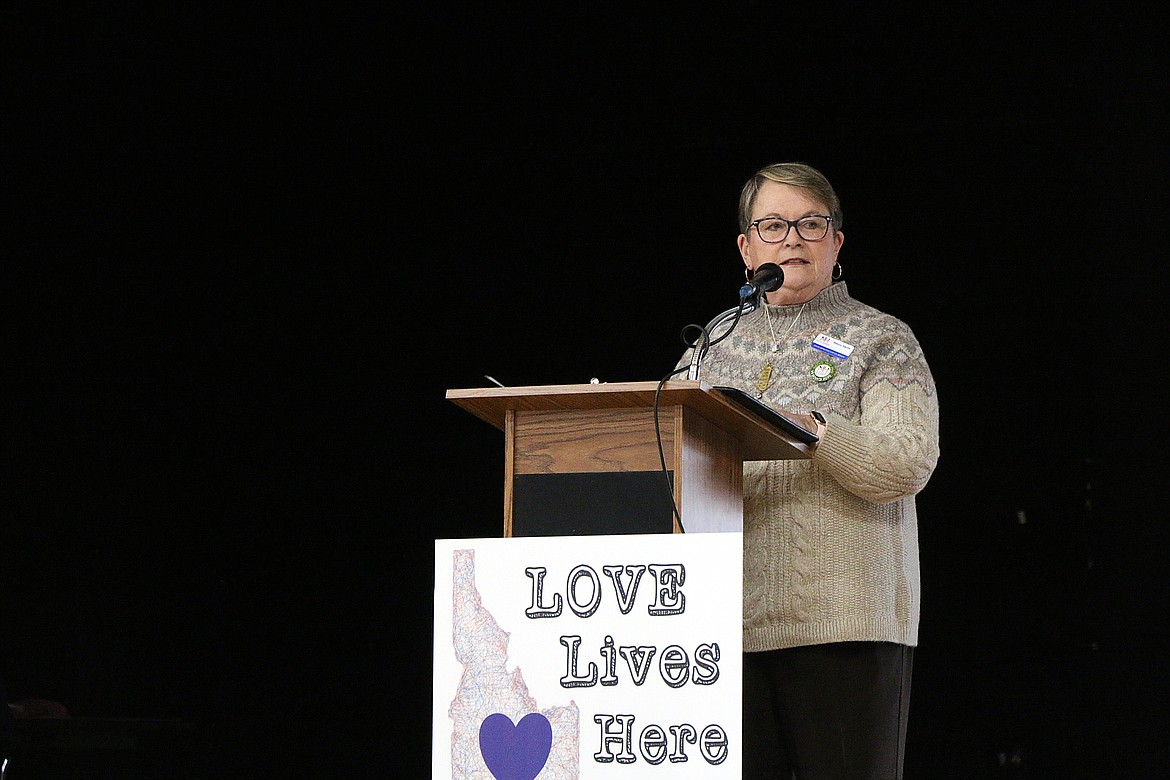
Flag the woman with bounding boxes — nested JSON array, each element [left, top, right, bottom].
[[690, 162, 940, 779]]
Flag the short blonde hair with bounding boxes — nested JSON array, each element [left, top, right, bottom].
[[738, 162, 843, 234]]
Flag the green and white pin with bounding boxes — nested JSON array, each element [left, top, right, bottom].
[[809, 360, 837, 382]]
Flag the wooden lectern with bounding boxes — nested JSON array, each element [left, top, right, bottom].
[[446, 380, 811, 537]]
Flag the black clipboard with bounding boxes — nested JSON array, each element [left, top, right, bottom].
[[713, 385, 820, 445]]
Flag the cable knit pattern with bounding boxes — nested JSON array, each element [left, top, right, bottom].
[[684, 282, 940, 651]]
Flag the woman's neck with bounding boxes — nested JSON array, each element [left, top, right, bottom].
[[765, 282, 831, 306]]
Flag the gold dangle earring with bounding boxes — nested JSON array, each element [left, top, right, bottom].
[[833, 261, 843, 280]]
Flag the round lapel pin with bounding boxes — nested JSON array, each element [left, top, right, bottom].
[[809, 360, 837, 382]]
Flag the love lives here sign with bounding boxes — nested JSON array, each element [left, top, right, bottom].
[[432, 533, 743, 779]]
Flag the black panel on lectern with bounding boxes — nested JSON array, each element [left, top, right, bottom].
[[512, 471, 675, 537]]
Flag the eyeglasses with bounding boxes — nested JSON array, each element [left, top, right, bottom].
[[749, 215, 833, 243]]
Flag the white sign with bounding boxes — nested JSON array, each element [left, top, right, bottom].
[[432, 533, 743, 779]]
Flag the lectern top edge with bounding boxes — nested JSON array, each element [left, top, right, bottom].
[[445, 380, 705, 431], [445, 380, 811, 461]]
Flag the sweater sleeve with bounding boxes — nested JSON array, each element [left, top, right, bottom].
[[812, 328, 940, 504]]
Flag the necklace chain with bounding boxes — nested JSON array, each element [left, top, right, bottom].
[[756, 301, 806, 396], [764, 301, 806, 351]]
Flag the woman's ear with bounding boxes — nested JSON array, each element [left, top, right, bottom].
[[737, 233, 752, 269]]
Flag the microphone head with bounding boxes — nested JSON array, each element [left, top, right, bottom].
[[752, 263, 784, 292], [739, 262, 785, 300]]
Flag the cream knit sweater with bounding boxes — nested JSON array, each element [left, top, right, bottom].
[[692, 282, 940, 652]]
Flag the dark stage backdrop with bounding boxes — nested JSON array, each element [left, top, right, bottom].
[[4, 4, 1168, 778]]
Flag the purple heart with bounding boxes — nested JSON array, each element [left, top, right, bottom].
[[478, 712, 553, 780]]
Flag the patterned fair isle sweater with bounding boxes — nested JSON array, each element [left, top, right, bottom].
[[689, 281, 940, 652]]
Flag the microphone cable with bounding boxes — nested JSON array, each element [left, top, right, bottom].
[[651, 298, 754, 534]]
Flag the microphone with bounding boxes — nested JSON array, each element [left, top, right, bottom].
[[739, 262, 784, 299]]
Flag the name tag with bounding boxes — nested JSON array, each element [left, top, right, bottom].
[[811, 333, 854, 360]]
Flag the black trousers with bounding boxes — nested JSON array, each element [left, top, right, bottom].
[[743, 642, 914, 780]]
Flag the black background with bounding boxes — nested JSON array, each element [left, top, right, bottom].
[[4, 2, 1169, 777]]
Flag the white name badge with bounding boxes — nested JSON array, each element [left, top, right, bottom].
[[811, 333, 854, 360]]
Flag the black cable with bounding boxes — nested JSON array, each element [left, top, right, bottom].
[[706, 295, 752, 350], [655, 296, 754, 533], [653, 365, 691, 533], [680, 301, 748, 369]]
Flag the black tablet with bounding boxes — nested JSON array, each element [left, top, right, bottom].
[[713, 385, 820, 445]]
